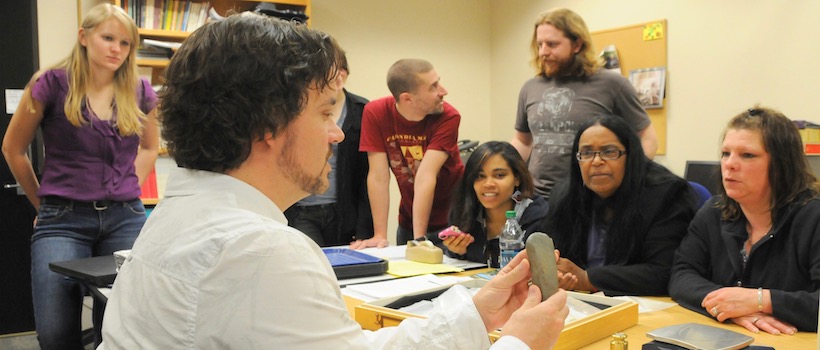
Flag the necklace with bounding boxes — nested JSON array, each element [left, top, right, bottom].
[[741, 221, 772, 270]]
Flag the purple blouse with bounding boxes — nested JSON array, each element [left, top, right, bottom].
[[33, 69, 158, 201]]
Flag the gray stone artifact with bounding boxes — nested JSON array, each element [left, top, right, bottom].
[[526, 232, 559, 301]]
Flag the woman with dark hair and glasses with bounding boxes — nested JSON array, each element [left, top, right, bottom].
[[434, 141, 550, 268], [670, 106, 820, 334], [543, 115, 697, 296]]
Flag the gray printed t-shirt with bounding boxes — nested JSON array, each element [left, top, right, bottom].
[[514, 69, 650, 197]]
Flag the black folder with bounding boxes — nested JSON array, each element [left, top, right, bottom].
[[49, 255, 117, 287]]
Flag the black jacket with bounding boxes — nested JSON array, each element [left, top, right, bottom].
[[333, 90, 373, 244], [670, 194, 820, 331], [551, 177, 697, 296], [435, 195, 549, 267]]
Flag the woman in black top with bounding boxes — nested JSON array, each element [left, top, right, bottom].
[[670, 107, 820, 333], [545, 115, 697, 296]]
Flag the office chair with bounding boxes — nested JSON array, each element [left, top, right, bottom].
[[688, 181, 712, 208], [683, 160, 721, 195], [457, 140, 479, 164]]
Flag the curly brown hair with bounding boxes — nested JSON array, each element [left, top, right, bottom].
[[160, 13, 342, 172]]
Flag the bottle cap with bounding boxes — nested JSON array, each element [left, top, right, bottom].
[[505, 210, 516, 219]]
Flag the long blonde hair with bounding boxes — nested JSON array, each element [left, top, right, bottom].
[[27, 3, 144, 136]]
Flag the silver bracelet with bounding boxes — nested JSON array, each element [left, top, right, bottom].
[[757, 287, 763, 312]]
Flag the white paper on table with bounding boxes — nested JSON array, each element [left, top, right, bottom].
[[442, 256, 487, 270], [358, 245, 487, 270], [341, 274, 472, 302], [337, 274, 397, 288], [358, 245, 406, 261], [611, 295, 677, 313]]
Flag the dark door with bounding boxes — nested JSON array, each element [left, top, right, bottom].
[[0, 0, 39, 335]]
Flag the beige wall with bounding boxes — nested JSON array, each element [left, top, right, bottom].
[[489, 0, 819, 176], [312, 0, 820, 178], [311, 0, 493, 144], [40, 1, 819, 242], [311, 0, 492, 243], [37, 0, 80, 68]]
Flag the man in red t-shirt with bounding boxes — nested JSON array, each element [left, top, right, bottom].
[[351, 59, 464, 248]]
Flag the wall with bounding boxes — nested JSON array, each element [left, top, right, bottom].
[[489, 0, 820, 175], [311, 0, 493, 144], [37, 0, 79, 68], [310, 0, 493, 243]]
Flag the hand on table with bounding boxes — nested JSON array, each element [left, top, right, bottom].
[[702, 287, 796, 335], [349, 236, 389, 250], [730, 313, 797, 335]]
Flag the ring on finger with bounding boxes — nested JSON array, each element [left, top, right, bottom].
[[752, 317, 760, 325], [711, 306, 719, 316]]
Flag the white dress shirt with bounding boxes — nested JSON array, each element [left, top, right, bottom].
[[98, 168, 527, 349]]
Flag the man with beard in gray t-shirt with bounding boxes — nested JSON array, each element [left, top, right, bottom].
[[511, 8, 658, 198]]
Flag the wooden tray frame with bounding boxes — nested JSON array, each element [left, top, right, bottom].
[[355, 280, 638, 350]]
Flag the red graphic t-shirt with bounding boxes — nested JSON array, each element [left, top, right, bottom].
[[360, 96, 464, 231]]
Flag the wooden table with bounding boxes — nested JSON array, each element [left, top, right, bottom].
[[344, 289, 817, 349], [578, 296, 816, 349]]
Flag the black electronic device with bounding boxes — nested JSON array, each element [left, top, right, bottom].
[[683, 160, 721, 196]]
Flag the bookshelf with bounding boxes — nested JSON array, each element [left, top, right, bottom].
[[77, 0, 312, 78]]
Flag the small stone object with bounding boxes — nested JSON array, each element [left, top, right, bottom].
[[525, 232, 558, 301]]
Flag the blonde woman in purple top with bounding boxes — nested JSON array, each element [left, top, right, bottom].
[[1, 4, 158, 349]]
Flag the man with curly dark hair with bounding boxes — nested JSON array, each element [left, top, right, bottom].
[[98, 13, 568, 349]]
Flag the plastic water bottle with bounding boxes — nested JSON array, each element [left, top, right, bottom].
[[499, 210, 524, 269]]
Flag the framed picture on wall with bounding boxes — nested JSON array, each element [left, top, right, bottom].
[[629, 67, 666, 109]]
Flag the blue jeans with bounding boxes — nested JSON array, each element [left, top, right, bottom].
[[31, 198, 146, 350]]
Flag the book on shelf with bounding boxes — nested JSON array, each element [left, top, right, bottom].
[[137, 39, 173, 59], [143, 38, 182, 50], [121, 0, 210, 32], [144, 0, 155, 29]]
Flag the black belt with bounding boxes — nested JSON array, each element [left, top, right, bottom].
[[41, 196, 123, 211]]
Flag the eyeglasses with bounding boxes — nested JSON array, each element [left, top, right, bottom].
[[576, 149, 626, 162]]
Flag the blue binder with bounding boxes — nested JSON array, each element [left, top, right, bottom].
[[322, 248, 388, 279]]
